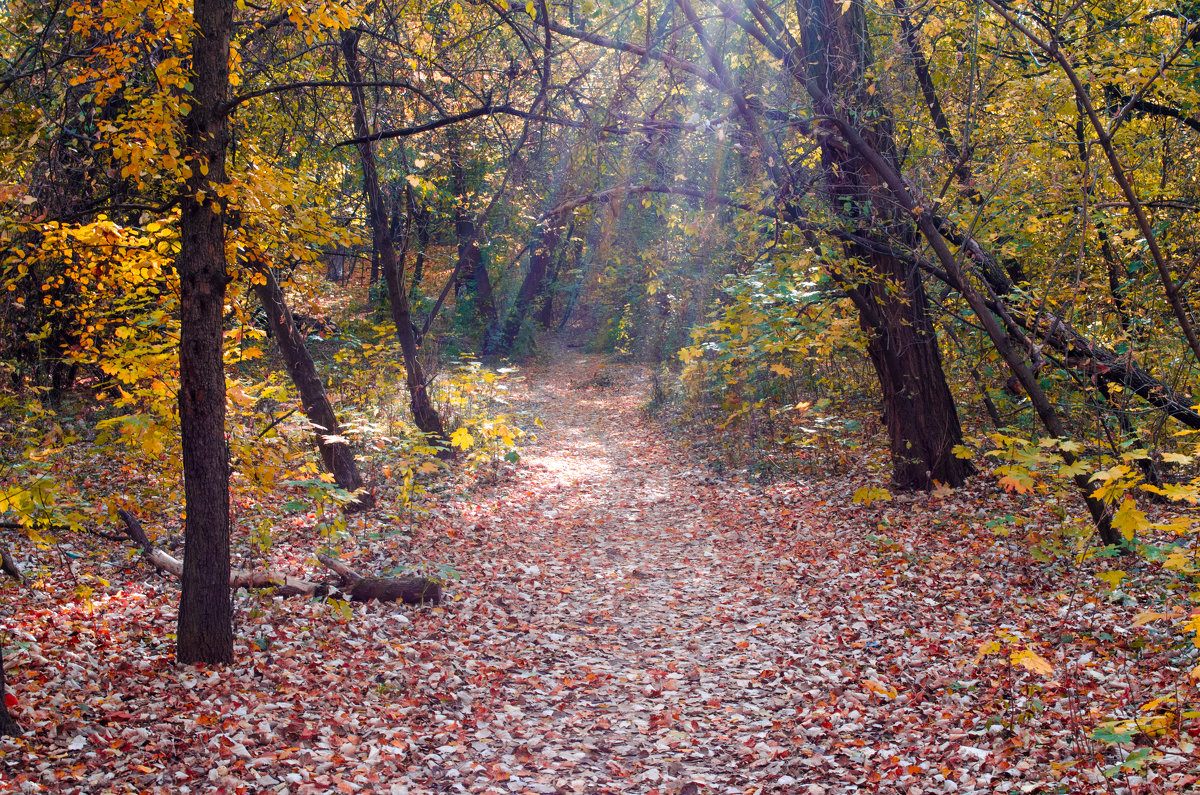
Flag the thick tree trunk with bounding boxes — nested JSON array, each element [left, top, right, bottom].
[[250, 262, 374, 511], [840, 248, 974, 488], [799, 0, 972, 489], [341, 32, 449, 449], [176, 0, 234, 664]]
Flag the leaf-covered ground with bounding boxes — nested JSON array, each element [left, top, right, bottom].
[[2, 351, 1198, 793]]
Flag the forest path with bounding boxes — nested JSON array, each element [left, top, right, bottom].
[[454, 349, 774, 790], [422, 346, 976, 794]]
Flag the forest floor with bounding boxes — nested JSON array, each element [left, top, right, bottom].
[[2, 346, 1198, 794]]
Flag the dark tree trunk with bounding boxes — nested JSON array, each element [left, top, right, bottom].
[[453, 164, 498, 330], [250, 262, 374, 511], [409, 187, 430, 291], [0, 637, 19, 737], [491, 221, 562, 358], [535, 222, 574, 330], [176, 0, 235, 664], [799, 0, 972, 488], [840, 249, 973, 488], [341, 32, 449, 449]]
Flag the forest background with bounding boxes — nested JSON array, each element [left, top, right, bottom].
[[1, 0, 1200, 785]]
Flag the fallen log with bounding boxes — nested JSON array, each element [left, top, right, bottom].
[[315, 552, 442, 605], [117, 510, 441, 604]]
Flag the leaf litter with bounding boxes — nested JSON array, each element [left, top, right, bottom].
[[1, 350, 1198, 793]]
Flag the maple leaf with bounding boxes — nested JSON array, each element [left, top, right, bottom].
[[1010, 649, 1054, 677], [997, 472, 1035, 494], [852, 486, 891, 505], [1111, 499, 1148, 541]]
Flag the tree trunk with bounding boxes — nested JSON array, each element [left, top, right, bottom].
[[453, 163, 498, 331], [250, 261, 374, 511], [175, 0, 235, 665], [810, 59, 1122, 543], [490, 220, 562, 358], [799, 0, 972, 489], [839, 250, 974, 488], [341, 32, 449, 449], [409, 187, 430, 291], [535, 222, 575, 330]]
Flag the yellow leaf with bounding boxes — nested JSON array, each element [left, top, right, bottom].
[[1010, 649, 1053, 677], [1090, 464, 1131, 483], [450, 427, 475, 450], [417, 460, 440, 475], [862, 678, 898, 699], [1057, 460, 1091, 477], [852, 486, 891, 506], [1135, 713, 1175, 736], [1132, 610, 1179, 627], [228, 385, 254, 407], [975, 639, 1001, 661], [1095, 570, 1126, 589], [1112, 498, 1148, 541], [769, 363, 793, 377]]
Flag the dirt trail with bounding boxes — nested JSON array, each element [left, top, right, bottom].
[[460, 352, 773, 789], [432, 350, 883, 794], [419, 347, 1057, 795]]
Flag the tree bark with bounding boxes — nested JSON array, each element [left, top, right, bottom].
[[490, 220, 562, 358], [249, 261, 374, 511], [176, 0, 234, 664], [314, 553, 441, 604], [453, 162, 498, 331], [796, 0, 972, 488], [341, 32, 449, 449], [837, 252, 973, 488]]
